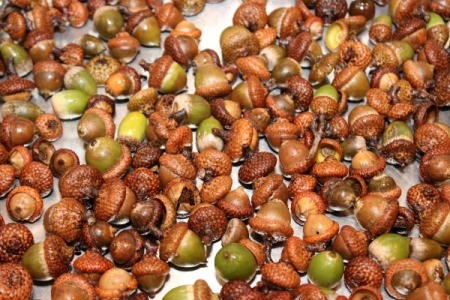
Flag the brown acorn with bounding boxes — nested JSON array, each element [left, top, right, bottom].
[[131, 256, 170, 295], [220, 25, 260, 64], [188, 203, 228, 246], [261, 261, 300, 290], [0, 75, 36, 102], [158, 154, 196, 187], [332, 225, 369, 261], [252, 173, 289, 209], [6, 181, 42, 223], [124, 167, 162, 201], [419, 147, 450, 186], [200, 175, 233, 205], [350, 150, 386, 180], [95, 268, 138, 299], [49, 148, 80, 178], [58, 164, 104, 202], [43, 198, 85, 243], [420, 202, 450, 245], [109, 229, 144, 269], [238, 151, 277, 184], [73, 249, 114, 284], [344, 256, 384, 292], [0, 223, 34, 263], [217, 187, 254, 220], [0, 116, 36, 150], [0, 164, 16, 197], [105, 66, 142, 99], [8, 146, 33, 177], [291, 191, 326, 225], [164, 177, 202, 217], [407, 183, 441, 222], [0, 263, 33, 300], [354, 194, 399, 237], [280, 237, 313, 273], [51, 273, 96, 300], [19, 161, 53, 197], [288, 174, 317, 198]]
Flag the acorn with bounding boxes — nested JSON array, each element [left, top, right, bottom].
[[221, 218, 250, 245], [49, 148, 80, 178], [85, 54, 121, 86], [325, 20, 349, 52], [267, 6, 303, 40], [22, 30, 55, 63], [172, 94, 212, 126], [381, 121, 416, 166], [132, 256, 170, 296], [0, 263, 33, 300], [310, 84, 347, 119], [21, 234, 74, 281], [105, 66, 141, 100], [159, 222, 206, 268], [369, 233, 411, 269], [170, 19, 203, 40], [117, 111, 147, 148], [125, 167, 161, 201], [197, 116, 224, 152], [58, 164, 104, 202], [188, 203, 228, 246], [1, 101, 44, 121], [259, 44, 287, 71], [354, 194, 399, 237], [215, 243, 257, 283], [164, 34, 199, 69], [303, 214, 339, 251], [93, 6, 124, 40], [140, 55, 187, 94], [109, 229, 144, 269], [34, 114, 63, 142], [0, 75, 35, 102], [261, 261, 300, 290], [108, 32, 141, 64], [372, 41, 415, 70], [332, 66, 370, 101], [220, 25, 260, 64], [77, 108, 115, 144], [64, 66, 97, 97], [0, 116, 36, 150], [75, 34, 106, 57], [271, 57, 302, 84], [6, 185, 43, 223], [8, 146, 33, 177], [345, 256, 383, 292], [332, 225, 369, 261], [85, 137, 131, 179], [95, 268, 138, 299], [155, 2, 184, 32], [426, 12, 449, 47], [51, 273, 96, 300], [51, 89, 89, 120], [73, 249, 114, 284], [420, 202, 450, 245], [195, 63, 232, 99], [307, 251, 344, 289], [350, 150, 386, 179], [231, 76, 268, 110], [0, 223, 34, 263], [252, 173, 289, 209], [0, 42, 33, 77]]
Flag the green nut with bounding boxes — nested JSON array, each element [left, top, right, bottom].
[[64, 66, 97, 96], [214, 243, 257, 283], [307, 251, 344, 289], [409, 237, 444, 262], [427, 12, 445, 29], [382, 121, 414, 147], [85, 137, 123, 173], [231, 81, 253, 110], [93, 6, 124, 40], [2, 101, 44, 120], [22, 242, 51, 281], [1, 42, 33, 77], [389, 41, 414, 67], [314, 84, 339, 101], [75, 34, 106, 57], [172, 229, 206, 267], [197, 116, 224, 152], [172, 94, 211, 126], [195, 64, 229, 90], [369, 233, 411, 269], [132, 16, 161, 46], [117, 111, 147, 147], [160, 61, 187, 94], [51, 89, 89, 120]]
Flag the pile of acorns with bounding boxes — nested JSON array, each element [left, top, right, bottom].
[[0, 0, 449, 299]]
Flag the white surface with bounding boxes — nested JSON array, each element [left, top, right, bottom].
[[0, 0, 449, 299]]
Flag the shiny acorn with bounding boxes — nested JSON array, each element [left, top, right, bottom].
[[64, 66, 97, 97], [51, 89, 89, 120], [93, 6, 124, 40]]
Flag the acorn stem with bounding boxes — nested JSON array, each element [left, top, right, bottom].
[[139, 59, 152, 72], [264, 239, 274, 263], [307, 114, 326, 162], [212, 128, 231, 141]]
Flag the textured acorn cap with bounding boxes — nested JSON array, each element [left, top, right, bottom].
[[261, 261, 300, 290], [52, 273, 96, 300]]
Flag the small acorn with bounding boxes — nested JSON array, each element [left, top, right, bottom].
[[369, 233, 411, 269], [163, 279, 218, 300], [117, 111, 147, 148], [75, 34, 106, 57], [132, 256, 170, 295], [1, 42, 33, 77], [95, 268, 138, 299], [51, 273, 96, 300], [0, 263, 33, 300], [215, 243, 257, 283], [307, 251, 344, 289], [64, 66, 97, 97], [172, 94, 212, 126], [196, 116, 224, 152], [105, 66, 141, 100]]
